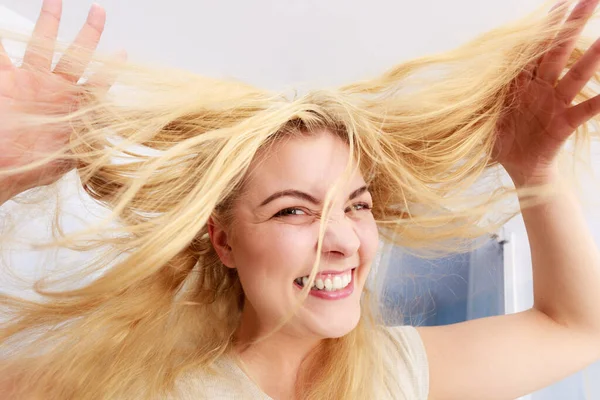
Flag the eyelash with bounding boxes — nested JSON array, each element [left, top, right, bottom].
[[273, 203, 372, 218]]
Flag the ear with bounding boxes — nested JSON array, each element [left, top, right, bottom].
[[207, 215, 236, 269]]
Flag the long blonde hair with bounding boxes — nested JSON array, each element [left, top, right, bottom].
[[1, 1, 599, 399]]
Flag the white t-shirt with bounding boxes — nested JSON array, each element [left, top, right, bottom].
[[169, 325, 429, 400]]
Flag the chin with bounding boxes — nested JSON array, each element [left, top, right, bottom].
[[307, 302, 362, 339]]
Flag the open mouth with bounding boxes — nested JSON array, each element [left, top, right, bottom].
[[293, 268, 355, 292]]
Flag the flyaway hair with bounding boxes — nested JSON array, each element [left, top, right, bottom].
[[0, 1, 599, 399]]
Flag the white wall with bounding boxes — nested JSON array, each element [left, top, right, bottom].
[[0, 0, 563, 90]]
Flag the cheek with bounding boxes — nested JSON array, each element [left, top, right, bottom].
[[233, 224, 315, 281], [356, 218, 379, 261]]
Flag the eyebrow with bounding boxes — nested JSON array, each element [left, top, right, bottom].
[[259, 185, 369, 208]]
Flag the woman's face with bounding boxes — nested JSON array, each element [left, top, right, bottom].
[[210, 130, 379, 339]]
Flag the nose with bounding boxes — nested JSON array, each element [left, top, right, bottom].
[[319, 212, 361, 260]]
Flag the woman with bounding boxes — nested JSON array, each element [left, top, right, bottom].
[[1, 0, 600, 399]]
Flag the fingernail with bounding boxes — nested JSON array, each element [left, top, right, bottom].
[[89, 3, 102, 17], [42, 0, 61, 14]]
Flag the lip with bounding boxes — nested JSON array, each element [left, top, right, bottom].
[[318, 268, 354, 275], [295, 267, 357, 279], [293, 269, 355, 300]]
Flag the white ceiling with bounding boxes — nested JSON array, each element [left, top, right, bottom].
[[1, 0, 546, 91]]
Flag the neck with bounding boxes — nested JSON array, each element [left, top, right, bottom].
[[233, 305, 322, 399]]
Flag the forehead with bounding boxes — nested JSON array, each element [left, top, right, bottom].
[[242, 131, 366, 201]]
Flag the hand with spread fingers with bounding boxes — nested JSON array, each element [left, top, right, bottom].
[[0, 0, 123, 199], [494, 0, 600, 187]]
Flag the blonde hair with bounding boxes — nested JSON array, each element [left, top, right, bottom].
[[1, 1, 599, 398]]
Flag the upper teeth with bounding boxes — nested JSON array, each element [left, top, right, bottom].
[[295, 272, 352, 291]]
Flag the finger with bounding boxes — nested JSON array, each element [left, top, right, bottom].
[[0, 39, 12, 69], [537, 0, 599, 84], [555, 36, 600, 104], [85, 50, 127, 95], [564, 92, 600, 132], [520, 2, 571, 83], [22, 0, 62, 70], [54, 3, 106, 83]]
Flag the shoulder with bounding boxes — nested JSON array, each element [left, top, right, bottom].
[[167, 356, 269, 400], [379, 325, 430, 400]]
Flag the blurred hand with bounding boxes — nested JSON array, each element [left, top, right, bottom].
[[0, 0, 123, 200]]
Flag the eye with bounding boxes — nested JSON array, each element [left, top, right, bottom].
[[346, 202, 372, 213], [273, 203, 372, 219], [273, 207, 308, 218]]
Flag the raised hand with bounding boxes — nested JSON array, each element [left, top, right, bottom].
[[493, 0, 600, 186], [0, 0, 122, 200]]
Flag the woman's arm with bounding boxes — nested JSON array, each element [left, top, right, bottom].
[[0, 2, 108, 394], [520, 170, 600, 334], [415, 1, 600, 399], [417, 171, 600, 400]]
